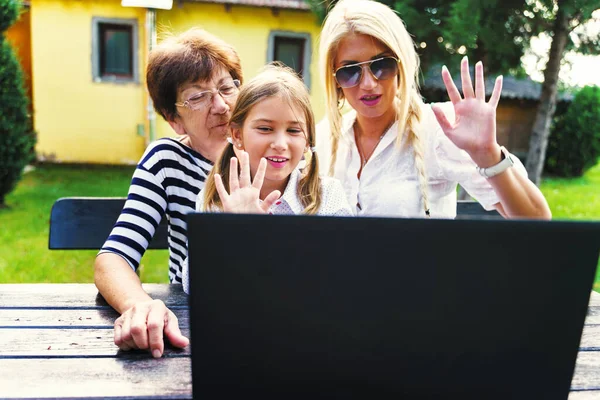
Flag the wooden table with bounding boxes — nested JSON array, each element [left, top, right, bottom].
[[1, 284, 600, 399], [0, 284, 190, 399]]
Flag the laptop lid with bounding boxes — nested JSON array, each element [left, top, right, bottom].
[[188, 214, 600, 399]]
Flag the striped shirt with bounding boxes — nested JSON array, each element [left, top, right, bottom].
[[99, 138, 212, 283]]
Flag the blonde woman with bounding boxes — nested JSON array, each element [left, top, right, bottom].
[[182, 65, 352, 293], [317, 0, 551, 219]]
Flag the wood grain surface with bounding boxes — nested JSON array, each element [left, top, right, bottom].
[[1, 284, 599, 399]]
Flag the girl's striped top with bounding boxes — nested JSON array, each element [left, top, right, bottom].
[[99, 138, 212, 283]]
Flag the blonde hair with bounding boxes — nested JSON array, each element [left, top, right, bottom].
[[203, 64, 322, 214], [319, 0, 430, 216]]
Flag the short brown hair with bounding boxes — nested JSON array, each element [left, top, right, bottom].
[[146, 28, 243, 121]]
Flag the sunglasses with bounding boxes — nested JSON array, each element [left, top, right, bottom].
[[333, 56, 399, 88]]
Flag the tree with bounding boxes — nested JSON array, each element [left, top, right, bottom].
[[308, 0, 544, 76], [525, 0, 600, 185], [417, 0, 600, 184], [0, 0, 35, 207]]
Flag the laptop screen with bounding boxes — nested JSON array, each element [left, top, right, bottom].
[[188, 214, 600, 399]]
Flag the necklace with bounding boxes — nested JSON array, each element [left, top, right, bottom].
[[355, 119, 395, 168], [356, 133, 384, 168]]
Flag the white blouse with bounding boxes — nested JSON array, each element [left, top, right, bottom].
[[315, 103, 528, 219], [182, 168, 353, 293]]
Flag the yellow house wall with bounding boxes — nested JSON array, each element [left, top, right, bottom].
[[155, 3, 324, 140], [30, 0, 147, 164]]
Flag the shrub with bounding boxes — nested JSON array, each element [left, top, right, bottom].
[[0, 0, 36, 207], [544, 85, 600, 177]]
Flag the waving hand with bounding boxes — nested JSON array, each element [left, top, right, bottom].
[[214, 151, 281, 213], [431, 57, 503, 168]]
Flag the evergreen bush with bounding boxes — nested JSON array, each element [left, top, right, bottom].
[[0, 0, 36, 207], [545, 86, 600, 177]]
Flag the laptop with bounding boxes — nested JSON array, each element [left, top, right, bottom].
[[187, 214, 600, 399]]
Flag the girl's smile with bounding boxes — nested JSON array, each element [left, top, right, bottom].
[[265, 156, 290, 169], [232, 94, 308, 198]]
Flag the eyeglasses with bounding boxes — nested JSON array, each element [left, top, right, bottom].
[[175, 79, 240, 111], [333, 57, 399, 88]]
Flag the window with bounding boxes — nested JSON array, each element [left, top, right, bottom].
[[92, 17, 139, 83], [267, 31, 311, 89]]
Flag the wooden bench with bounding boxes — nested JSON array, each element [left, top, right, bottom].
[[48, 197, 169, 250], [48, 197, 501, 250]]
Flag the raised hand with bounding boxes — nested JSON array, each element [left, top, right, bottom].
[[214, 151, 281, 213], [431, 56, 503, 168]]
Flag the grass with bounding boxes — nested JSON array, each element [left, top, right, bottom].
[[0, 161, 599, 286], [540, 162, 600, 291], [540, 163, 600, 221], [0, 164, 168, 283]]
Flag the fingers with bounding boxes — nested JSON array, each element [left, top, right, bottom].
[[113, 300, 177, 358], [129, 304, 150, 350], [214, 174, 229, 205], [431, 105, 454, 135], [239, 151, 251, 188], [489, 75, 503, 108], [229, 157, 239, 192], [460, 57, 475, 99], [475, 61, 485, 100], [114, 317, 132, 351], [164, 311, 190, 349], [441, 66, 462, 105], [252, 158, 267, 190], [147, 303, 167, 358], [115, 312, 136, 351], [261, 190, 282, 212]]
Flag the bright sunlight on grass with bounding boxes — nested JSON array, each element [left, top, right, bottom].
[[540, 162, 600, 291], [0, 162, 599, 286], [540, 162, 600, 221], [0, 164, 168, 283]]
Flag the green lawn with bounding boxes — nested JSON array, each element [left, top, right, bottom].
[[0, 162, 599, 287], [541, 162, 600, 291], [540, 163, 600, 221], [0, 164, 168, 283]]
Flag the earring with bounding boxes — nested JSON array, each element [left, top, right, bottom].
[[337, 89, 346, 110], [237, 143, 242, 148]]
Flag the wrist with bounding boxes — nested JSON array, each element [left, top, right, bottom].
[[476, 146, 515, 179], [120, 294, 153, 314], [470, 144, 502, 169]]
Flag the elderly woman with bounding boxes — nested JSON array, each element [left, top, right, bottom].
[[94, 28, 243, 358]]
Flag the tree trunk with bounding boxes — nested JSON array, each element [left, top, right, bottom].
[[525, 4, 570, 185]]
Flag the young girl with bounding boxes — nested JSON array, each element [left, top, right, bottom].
[[182, 65, 353, 293]]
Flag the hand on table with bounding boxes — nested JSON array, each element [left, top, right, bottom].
[[114, 299, 189, 358]]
